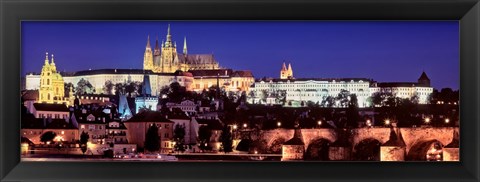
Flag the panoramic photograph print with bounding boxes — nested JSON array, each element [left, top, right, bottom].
[[20, 21, 459, 162]]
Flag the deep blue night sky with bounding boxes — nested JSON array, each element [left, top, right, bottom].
[[22, 21, 459, 90]]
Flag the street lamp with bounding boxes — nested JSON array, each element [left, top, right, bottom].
[[384, 119, 390, 126], [233, 124, 238, 130], [243, 123, 247, 128], [425, 118, 431, 124], [445, 118, 450, 124], [277, 122, 281, 127], [317, 120, 322, 128], [366, 119, 372, 127]]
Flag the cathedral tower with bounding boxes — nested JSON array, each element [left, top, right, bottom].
[[143, 35, 154, 70], [160, 24, 179, 73]]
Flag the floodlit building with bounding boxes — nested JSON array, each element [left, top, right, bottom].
[[248, 63, 433, 107], [123, 111, 174, 153], [135, 74, 158, 114], [144, 24, 220, 73]]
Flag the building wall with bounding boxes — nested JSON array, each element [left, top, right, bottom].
[[124, 122, 173, 152], [169, 118, 193, 144], [79, 123, 107, 144], [34, 110, 70, 119], [249, 79, 433, 107], [25, 74, 40, 90]]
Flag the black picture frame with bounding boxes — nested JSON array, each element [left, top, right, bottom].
[[1, 0, 478, 181]]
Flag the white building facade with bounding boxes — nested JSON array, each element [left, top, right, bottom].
[[249, 78, 372, 107], [25, 69, 193, 96], [248, 72, 433, 108]]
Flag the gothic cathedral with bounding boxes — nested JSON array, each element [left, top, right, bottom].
[[143, 24, 220, 73]]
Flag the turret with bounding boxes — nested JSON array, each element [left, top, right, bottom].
[[141, 74, 152, 96], [44, 52, 49, 65], [50, 54, 57, 72], [418, 71, 431, 87]]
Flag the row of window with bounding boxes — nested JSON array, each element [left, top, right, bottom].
[[24, 130, 74, 135], [38, 113, 68, 119]]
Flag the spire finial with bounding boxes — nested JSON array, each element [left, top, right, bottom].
[[44, 52, 49, 65], [166, 24, 172, 46], [146, 35, 151, 49], [51, 54, 55, 64], [167, 23, 171, 36], [183, 36, 188, 55], [155, 35, 159, 49]]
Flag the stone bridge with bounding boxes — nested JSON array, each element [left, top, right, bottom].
[[259, 127, 459, 160]]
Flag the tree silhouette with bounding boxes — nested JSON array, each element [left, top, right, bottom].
[[40, 131, 56, 144], [220, 125, 233, 153], [144, 124, 160, 152], [76, 78, 94, 95], [103, 80, 114, 95], [198, 125, 212, 152], [173, 124, 186, 152], [346, 94, 360, 128], [80, 131, 89, 155]]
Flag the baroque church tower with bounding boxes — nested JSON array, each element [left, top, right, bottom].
[[143, 35, 154, 70], [39, 52, 66, 104]]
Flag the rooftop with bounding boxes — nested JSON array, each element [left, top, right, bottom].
[[125, 110, 173, 123], [33, 103, 69, 112]]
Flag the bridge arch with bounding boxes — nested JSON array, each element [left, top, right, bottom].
[[304, 138, 332, 161], [406, 139, 445, 161], [353, 138, 381, 161], [268, 137, 286, 154]]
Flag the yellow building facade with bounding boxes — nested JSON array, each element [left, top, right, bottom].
[[38, 52, 73, 105]]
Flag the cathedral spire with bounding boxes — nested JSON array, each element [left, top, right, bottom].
[[165, 24, 172, 47], [281, 62, 287, 71], [183, 36, 188, 55], [154, 35, 159, 50], [146, 35, 151, 49]]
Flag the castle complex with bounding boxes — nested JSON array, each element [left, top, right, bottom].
[[143, 24, 220, 73], [26, 24, 253, 101]]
